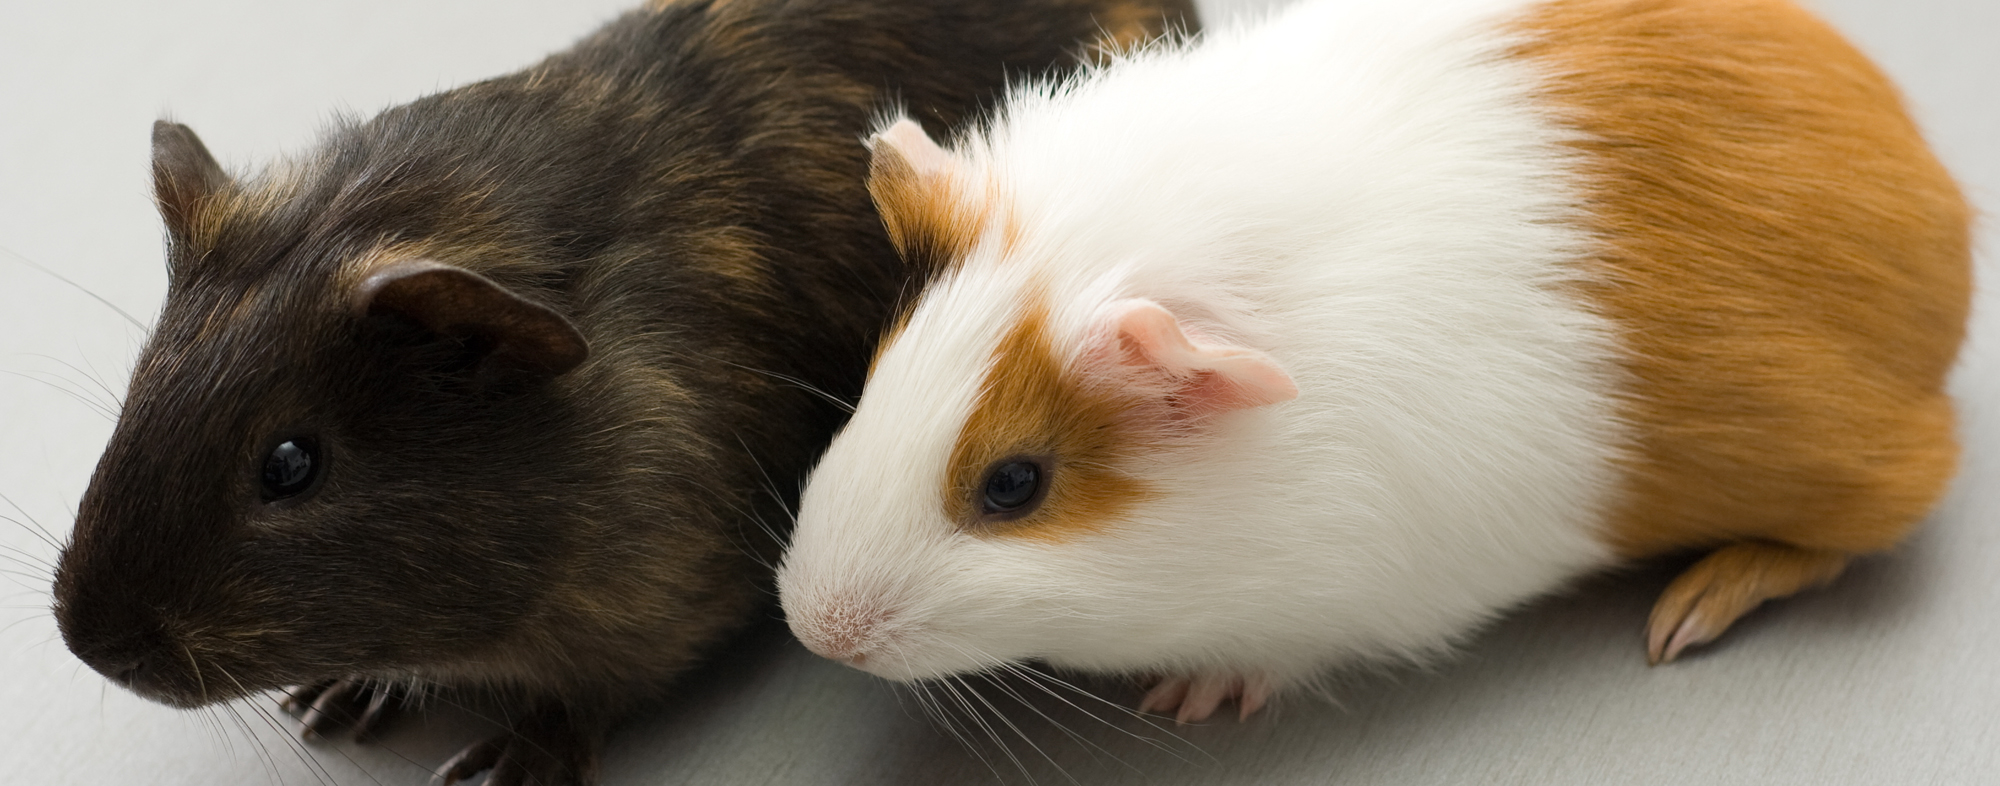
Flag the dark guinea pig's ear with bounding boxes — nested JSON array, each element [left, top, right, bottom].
[[866, 117, 985, 270], [151, 120, 230, 240], [353, 260, 590, 376]]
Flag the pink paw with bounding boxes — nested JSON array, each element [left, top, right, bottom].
[[1137, 672, 1273, 724]]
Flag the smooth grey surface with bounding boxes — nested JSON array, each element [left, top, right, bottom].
[[1, 0, 1994, 784]]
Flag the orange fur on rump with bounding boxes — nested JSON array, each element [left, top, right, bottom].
[[1514, 0, 1971, 643], [944, 297, 1159, 542]]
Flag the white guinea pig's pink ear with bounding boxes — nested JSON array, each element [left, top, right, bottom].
[[1092, 299, 1298, 416]]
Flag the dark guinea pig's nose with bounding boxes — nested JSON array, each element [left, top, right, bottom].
[[53, 592, 198, 706], [71, 630, 163, 686], [108, 654, 151, 688], [72, 632, 205, 706]]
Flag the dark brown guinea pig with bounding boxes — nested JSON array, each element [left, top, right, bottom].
[[48, 1, 1196, 784]]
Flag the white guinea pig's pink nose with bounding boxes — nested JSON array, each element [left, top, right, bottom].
[[791, 595, 893, 666]]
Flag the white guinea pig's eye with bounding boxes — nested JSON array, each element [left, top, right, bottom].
[[979, 457, 1049, 520]]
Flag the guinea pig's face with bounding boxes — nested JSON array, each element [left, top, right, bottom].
[[780, 274, 1297, 683], [779, 266, 1135, 681], [778, 119, 1298, 682], [52, 124, 592, 708]]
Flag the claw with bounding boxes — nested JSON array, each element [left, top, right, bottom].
[[1178, 676, 1231, 724], [432, 704, 600, 786], [1237, 674, 1273, 721], [352, 682, 398, 743], [1646, 542, 1850, 665], [1139, 671, 1274, 724], [281, 680, 334, 714], [434, 737, 505, 786], [297, 677, 368, 740], [1137, 677, 1190, 715], [282, 676, 403, 742]]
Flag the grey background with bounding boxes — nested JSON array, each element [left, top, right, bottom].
[[1, 0, 1994, 783]]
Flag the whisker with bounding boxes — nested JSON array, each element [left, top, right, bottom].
[[0, 243, 148, 331], [22, 353, 124, 410], [219, 702, 284, 786], [893, 649, 1005, 784], [708, 357, 856, 414], [75, 340, 128, 406], [0, 369, 118, 421], [962, 673, 1077, 786], [979, 668, 1128, 772], [178, 644, 209, 704], [0, 492, 66, 552], [1005, 662, 1201, 760], [939, 674, 1036, 785], [0, 539, 56, 569], [240, 695, 336, 786]]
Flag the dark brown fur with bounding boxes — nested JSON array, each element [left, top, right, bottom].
[[50, 0, 1197, 783]]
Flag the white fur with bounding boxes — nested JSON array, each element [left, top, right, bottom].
[[778, 0, 1627, 694]]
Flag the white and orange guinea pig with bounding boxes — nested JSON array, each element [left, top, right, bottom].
[[776, 0, 1971, 723]]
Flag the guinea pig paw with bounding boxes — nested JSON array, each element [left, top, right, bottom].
[[1138, 672, 1273, 724], [433, 708, 599, 786], [283, 676, 403, 742], [1645, 542, 1851, 665]]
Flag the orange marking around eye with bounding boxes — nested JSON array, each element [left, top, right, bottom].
[[1512, 0, 1971, 558], [945, 295, 1158, 542]]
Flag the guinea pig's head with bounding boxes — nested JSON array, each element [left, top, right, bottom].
[[777, 119, 1297, 682], [52, 122, 594, 708]]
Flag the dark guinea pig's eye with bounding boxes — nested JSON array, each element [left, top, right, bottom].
[[980, 458, 1048, 519], [260, 437, 323, 502]]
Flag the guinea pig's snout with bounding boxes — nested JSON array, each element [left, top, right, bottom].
[[790, 594, 899, 669], [55, 588, 215, 707], [67, 628, 200, 706]]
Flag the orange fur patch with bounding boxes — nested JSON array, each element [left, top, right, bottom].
[[945, 295, 1157, 541], [866, 138, 989, 277], [1512, 0, 1972, 558], [865, 140, 1024, 375], [1088, 0, 1194, 57]]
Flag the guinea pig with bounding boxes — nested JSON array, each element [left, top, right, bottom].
[[777, 0, 1971, 725], [48, 0, 1197, 783]]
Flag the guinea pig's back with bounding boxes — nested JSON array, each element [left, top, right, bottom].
[[1511, 0, 1972, 559]]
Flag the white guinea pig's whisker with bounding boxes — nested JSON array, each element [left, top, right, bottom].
[[975, 669, 1123, 776], [963, 673, 1080, 786], [892, 647, 981, 760], [915, 677, 1011, 786], [995, 661, 1201, 763], [940, 673, 1040, 786], [706, 356, 857, 414]]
